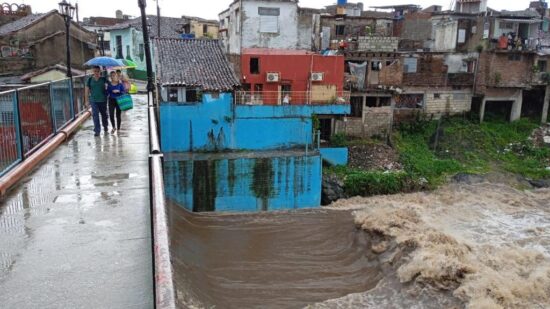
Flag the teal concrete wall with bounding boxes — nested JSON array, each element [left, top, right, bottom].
[[320, 148, 349, 166], [160, 93, 350, 152], [164, 153, 322, 212]]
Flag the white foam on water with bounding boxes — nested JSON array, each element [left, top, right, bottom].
[[323, 184, 550, 309]]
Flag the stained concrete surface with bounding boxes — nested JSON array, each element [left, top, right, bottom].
[[0, 95, 153, 308]]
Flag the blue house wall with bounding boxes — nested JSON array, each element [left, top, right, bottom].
[[160, 93, 350, 152], [160, 93, 350, 212]]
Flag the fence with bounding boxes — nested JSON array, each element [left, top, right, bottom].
[[148, 91, 176, 309], [0, 75, 88, 177], [234, 91, 351, 106]]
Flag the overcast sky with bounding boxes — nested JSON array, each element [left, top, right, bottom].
[[21, 0, 535, 20]]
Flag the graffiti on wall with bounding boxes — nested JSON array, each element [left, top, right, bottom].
[[1, 45, 30, 57]]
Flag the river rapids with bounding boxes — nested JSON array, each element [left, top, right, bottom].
[[168, 182, 550, 309]]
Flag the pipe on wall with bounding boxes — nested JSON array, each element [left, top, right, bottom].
[[0, 109, 91, 197]]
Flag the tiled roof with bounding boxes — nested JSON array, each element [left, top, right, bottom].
[[497, 10, 541, 19], [107, 15, 185, 39], [20, 64, 85, 81], [0, 11, 50, 36], [153, 38, 240, 91]]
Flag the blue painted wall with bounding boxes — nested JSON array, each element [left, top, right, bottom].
[[160, 93, 350, 153], [320, 148, 349, 166], [164, 153, 322, 212]]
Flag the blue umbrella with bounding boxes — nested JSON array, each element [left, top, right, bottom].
[[84, 56, 124, 67]]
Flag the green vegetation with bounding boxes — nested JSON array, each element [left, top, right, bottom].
[[325, 116, 550, 197], [434, 118, 550, 180], [327, 166, 414, 196]]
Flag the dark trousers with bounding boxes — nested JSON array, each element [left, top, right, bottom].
[[109, 98, 122, 130], [91, 101, 108, 134]]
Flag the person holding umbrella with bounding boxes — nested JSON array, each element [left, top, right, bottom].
[[85, 66, 109, 136], [107, 71, 125, 133]]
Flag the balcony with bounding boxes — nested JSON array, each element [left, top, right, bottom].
[[234, 91, 351, 106]]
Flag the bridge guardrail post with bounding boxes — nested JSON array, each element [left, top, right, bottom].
[[13, 90, 24, 161]]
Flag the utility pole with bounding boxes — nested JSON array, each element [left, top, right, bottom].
[[138, 0, 155, 94], [157, 0, 161, 38]]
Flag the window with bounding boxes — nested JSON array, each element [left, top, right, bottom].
[[499, 22, 514, 30], [350, 97, 363, 117], [183, 24, 191, 34], [538, 60, 548, 72], [508, 54, 521, 61], [235, 8, 240, 33], [365, 97, 377, 108], [168, 88, 178, 102], [241, 83, 251, 91], [203, 24, 208, 35], [454, 93, 466, 100], [186, 89, 198, 102], [258, 7, 280, 16], [260, 12, 278, 34], [403, 57, 418, 73], [434, 93, 441, 99], [115, 35, 123, 59], [379, 97, 391, 107], [335, 25, 345, 36], [138, 43, 144, 61], [371, 61, 381, 71], [250, 58, 260, 74], [126, 45, 130, 59], [254, 84, 263, 92]]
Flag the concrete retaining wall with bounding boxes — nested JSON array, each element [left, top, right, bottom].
[[164, 153, 321, 212]]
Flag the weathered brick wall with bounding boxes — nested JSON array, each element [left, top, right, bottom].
[[476, 52, 535, 94], [379, 59, 403, 86], [423, 91, 472, 115], [335, 117, 364, 137], [398, 12, 432, 42], [0, 57, 34, 75], [334, 106, 392, 137], [402, 54, 474, 87], [357, 36, 399, 52], [363, 106, 393, 136]]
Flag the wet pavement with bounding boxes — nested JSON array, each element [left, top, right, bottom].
[[0, 95, 153, 308]]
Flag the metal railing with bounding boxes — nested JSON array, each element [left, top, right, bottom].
[[148, 91, 176, 309], [0, 75, 88, 177], [234, 91, 351, 106]]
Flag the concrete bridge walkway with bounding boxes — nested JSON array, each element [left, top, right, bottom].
[[0, 95, 153, 308]]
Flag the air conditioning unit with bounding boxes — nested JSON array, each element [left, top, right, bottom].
[[311, 72, 324, 81], [266, 72, 280, 83]]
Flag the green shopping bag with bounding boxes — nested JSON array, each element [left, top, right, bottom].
[[116, 94, 134, 111]]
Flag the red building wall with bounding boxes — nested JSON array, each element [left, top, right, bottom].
[[240, 49, 345, 105]]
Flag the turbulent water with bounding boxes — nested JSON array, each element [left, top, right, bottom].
[[168, 183, 550, 309]]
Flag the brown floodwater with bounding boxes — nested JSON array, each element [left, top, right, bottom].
[[167, 201, 383, 309]]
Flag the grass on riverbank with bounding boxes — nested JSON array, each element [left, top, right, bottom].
[[326, 117, 550, 197]]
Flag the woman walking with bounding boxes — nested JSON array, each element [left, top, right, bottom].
[[107, 71, 125, 133]]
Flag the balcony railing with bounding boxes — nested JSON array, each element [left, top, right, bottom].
[[234, 91, 351, 105]]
